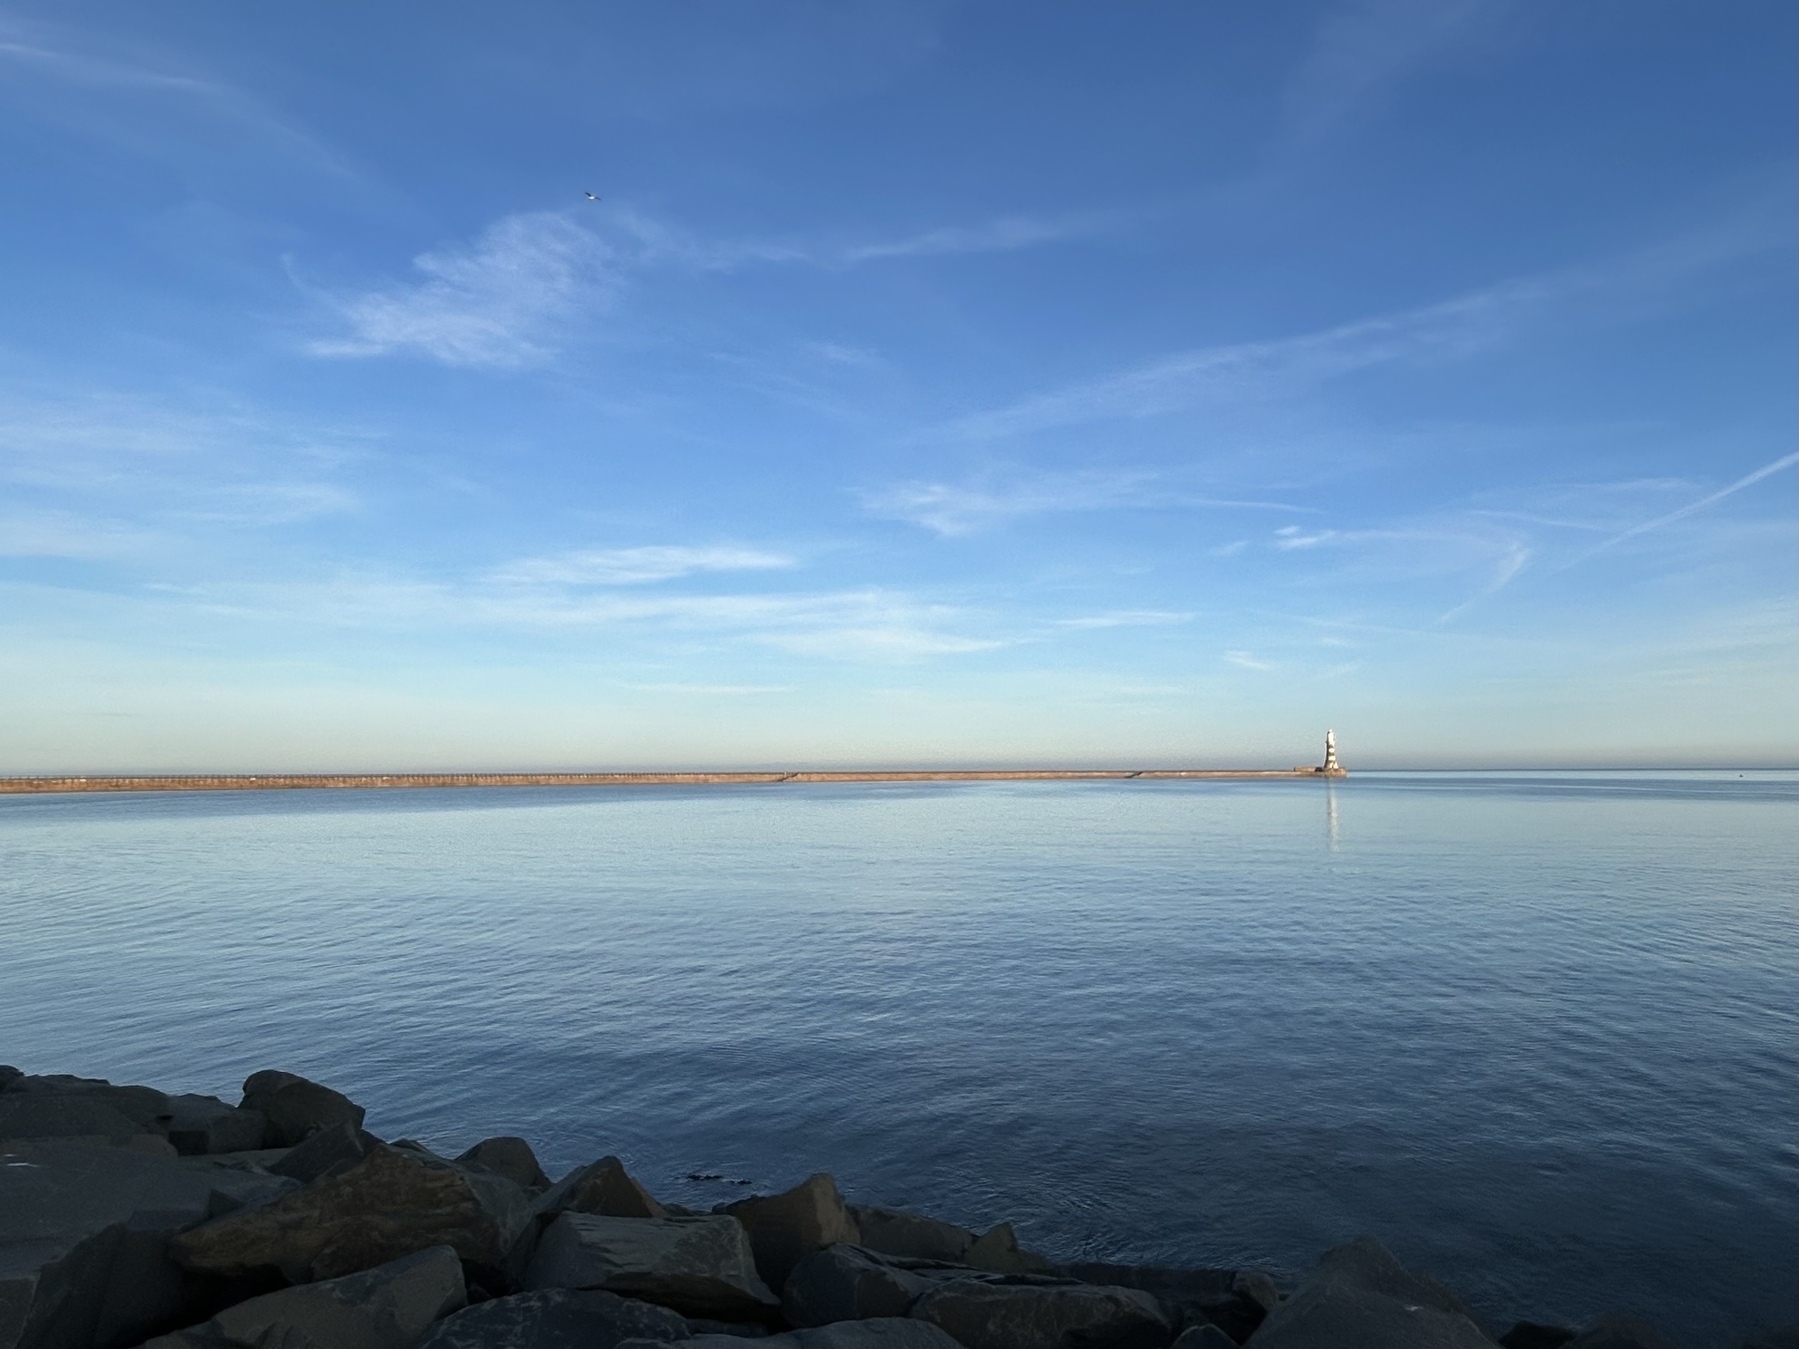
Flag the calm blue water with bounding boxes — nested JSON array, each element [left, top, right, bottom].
[[1, 773, 1793, 1346]]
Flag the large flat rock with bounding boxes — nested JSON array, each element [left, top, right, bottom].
[[524, 1214, 779, 1323], [170, 1144, 530, 1285], [1, 1138, 295, 1349], [848, 1209, 976, 1266], [782, 1245, 942, 1327], [418, 1287, 692, 1349], [721, 1176, 860, 1292], [911, 1279, 1173, 1349], [1246, 1236, 1498, 1349], [140, 1244, 464, 1349]]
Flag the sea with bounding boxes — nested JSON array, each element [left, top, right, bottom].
[[1, 771, 1793, 1346]]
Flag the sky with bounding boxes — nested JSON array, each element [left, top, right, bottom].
[[0, 1, 1793, 772]]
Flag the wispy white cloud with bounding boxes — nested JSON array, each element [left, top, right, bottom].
[[489, 545, 795, 587], [865, 467, 1308, 536], [308, 212, 612, 369], [307, 204, 1108, 370], [0, 391, 359, 559], [0, 509, 160, 561], [1057, 610, 1193, 629], [942, 214, 1785, 444], [1282, 0, 1491, 138], [1224, 650, 1272, 671], [0, 26, 360, 184], [1569, 451, 1799, 565]]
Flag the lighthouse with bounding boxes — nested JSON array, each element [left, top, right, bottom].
[[1321, 729, 1344, 775]]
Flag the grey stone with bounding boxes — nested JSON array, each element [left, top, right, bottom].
[[964, 1226, 1052, 1277], [0, 1138, 296, 1349], [524, 1213, 779, 1322], [1499, 1325, 1577, 1349], [542, 1156, 667, 1220], [1168, 1329, 1234, 1349], [1245, 1236, 1496, 1349], [268, 1120, 385, 1185], [721, 1175, 860, 1292], [418, 1287, 692, 1349], [502, 1156, 670, 1288], [848, 1209, 976, 1265], [794, 1322, 968, 1349], [1054, 1264, 1269, 1343], [911, 1279, 1173, 1349], [1566, 1315, 1680, 1349], [456, 1138, 551, 1194], [140, 1244, 465, 1349], [0, 1069, 20, 1091], [239, 1071, 366, 1148], [783, 1245, 937, 1327], [0, 1074, 177, 1149], [171, 1142, 531, 1284], [686, 1319, 771, 1337], [677, 1324, 964, 1349], [164, 1097, 267, 1158]]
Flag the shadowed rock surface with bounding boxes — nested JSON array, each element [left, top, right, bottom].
[[847, 1211, 976, 1266], [782, 1246, 939, 1327], [417, 1287, 692, 1349], [687, 1321, 965, 1349], [962, 1228, 1051, 1278], [723, 1176, 861, 1293], [524, 1214, 780, 1322], [1245, 1236, 1497, 1349], [1499, 1323, 1578, 1349], [163, 1099, 266, 1159], [1, 1138, 295, 1349], [1564, 1314, 1681, 1349], [139, 1244, 464, 1349], [1054, 1264, 1272, 1343], [455, 1139, 551, 1195], [910, 1279, 1173, 1349], [170, 1143, 530, 1284], [237, 1072, 364, 1149]]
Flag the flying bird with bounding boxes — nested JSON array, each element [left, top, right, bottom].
[[584, 191, 601, 201]]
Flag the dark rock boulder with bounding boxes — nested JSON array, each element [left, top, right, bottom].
[[418, 1287, 692, 1349], [782, 1245, 938, 1327], [1168, 1328, 1234, 1349], [139, 1243, 465, 1349], [1, 1137, 297, 1349], [523, 1213, 779, 1323], [1244, 1236, 1495, 1349], [457, 1138, 552, 1194], [1054, 1264, 1272, 1343], [1499, 1324, 1577, 1349], [267, 1119, 385, 1184], [964, 1226, 1052, 1277], [502, 1156, 670, 1287], [668, 1323, 964, 1349], [0, 1074, 174, 1147], [0, 1068, 20, 1090], [239, 1070, 365, 1148], [911, 1278, 1173, 1349], [542, 1156, 667, 1220], [171, 1142, 530, 1285], [847, 1209, 976, 1265], [1564, 1315, 1679, 1349], [721, 1175, 860, 1292], [165, 1096, 268, 1158]]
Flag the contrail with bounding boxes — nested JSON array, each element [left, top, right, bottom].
[[1569, 450, 1798, 565]]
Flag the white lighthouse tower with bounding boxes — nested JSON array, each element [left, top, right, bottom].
[[1321, 729, 1344, 775]]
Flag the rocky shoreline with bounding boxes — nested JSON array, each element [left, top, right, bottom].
[[1, 1066, 1785, 1349]]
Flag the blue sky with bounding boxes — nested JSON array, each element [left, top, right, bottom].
[[1, 1, 1793, 771]]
